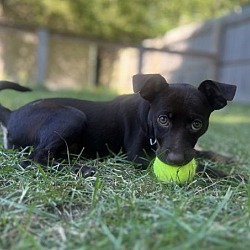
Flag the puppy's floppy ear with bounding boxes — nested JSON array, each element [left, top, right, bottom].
[[133, 74, 168, 102], [198, 80, 237, 110]]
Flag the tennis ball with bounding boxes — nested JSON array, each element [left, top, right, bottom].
[[153, 157, 197, 183]]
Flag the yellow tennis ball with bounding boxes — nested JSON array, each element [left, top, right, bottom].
[[153, 157, 197, 183]]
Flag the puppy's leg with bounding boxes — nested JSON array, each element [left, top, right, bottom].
[[23, 138, 97, 178], [195, 150, 236, 164], [195, 150, 245, 181], [196, 162, 228, 178], [196, 162, 246, 182], [20, 108, 97, 177]]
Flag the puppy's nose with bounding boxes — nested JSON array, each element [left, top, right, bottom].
[[167, 152, 185, 166]]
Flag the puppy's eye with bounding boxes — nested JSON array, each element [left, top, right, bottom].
[[191, 119, 202, 131], [157, 115, 170, 127]]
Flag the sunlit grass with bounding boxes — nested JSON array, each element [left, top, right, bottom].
[[211, 115, 250, 124], [0, 86, 116, 109], [210, 104, 250, 124]]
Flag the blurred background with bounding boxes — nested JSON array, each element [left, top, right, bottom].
[[0, 0, 250, 103]]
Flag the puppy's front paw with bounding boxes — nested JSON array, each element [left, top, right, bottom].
[[72, 164, 97, 178], [20, 160, 33, 168], [230, 173, 247, 183]]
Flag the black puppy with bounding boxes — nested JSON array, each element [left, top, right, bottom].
[[0, 74, 236, 177]]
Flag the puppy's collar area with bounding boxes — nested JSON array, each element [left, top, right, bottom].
[[150, 138, 157, 146]]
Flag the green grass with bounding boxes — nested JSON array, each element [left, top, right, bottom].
[[0, 86, 116, 109], [1, 89, 250, 250]]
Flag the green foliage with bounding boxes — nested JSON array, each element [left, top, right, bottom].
[[2, 0, 250, 42]]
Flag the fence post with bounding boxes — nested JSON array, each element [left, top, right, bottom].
[[138, 46, 144, 74], [88, 43, 98, 86], [36, 28, 49, 86], [211, 22, 222, 80]]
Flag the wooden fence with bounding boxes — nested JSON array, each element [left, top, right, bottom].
[[139, 6, 250, 103], [1, 5, 250, 102]]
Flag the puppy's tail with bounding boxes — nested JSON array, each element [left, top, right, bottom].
[[0, 81, 31, 92], [0, 81, 31, 126]]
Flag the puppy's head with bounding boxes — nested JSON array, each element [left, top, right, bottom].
[[133, 74, 237, 166]]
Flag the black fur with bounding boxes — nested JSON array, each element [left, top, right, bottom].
[[0, 74, 237, 178]]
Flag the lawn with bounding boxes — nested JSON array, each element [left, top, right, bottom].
[[0, 88, 250, 250]]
